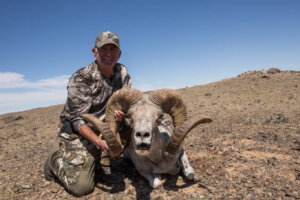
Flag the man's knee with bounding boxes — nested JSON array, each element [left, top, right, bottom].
[[67, 170, 95, 196]]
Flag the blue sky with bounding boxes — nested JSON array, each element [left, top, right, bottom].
[[0, 0, 299, 114]]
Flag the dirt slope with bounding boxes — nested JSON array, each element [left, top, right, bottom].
[[0, 69, 299, 200]]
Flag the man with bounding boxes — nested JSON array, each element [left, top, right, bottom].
[[44, 31, 131, 196]]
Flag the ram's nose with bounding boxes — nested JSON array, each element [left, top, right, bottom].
[[134, 131, 152, 148], [135, 131, 151, 139]]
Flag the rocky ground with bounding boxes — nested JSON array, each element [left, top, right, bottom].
[[0, 68, 299, 200]]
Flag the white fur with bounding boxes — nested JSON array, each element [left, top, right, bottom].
[[143, 174, 163, 188], [180, 152, 195, 180]]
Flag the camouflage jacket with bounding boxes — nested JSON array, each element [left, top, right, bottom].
[[60, 61, 131, 132]]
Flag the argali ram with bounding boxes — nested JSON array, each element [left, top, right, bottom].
[[83, 88, 212, 188]]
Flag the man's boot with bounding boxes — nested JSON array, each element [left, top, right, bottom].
[[43, 143, 61, 180]]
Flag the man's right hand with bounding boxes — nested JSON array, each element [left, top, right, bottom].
[[95, 138, 109, 154], [79, 124, 110, 153], [79, 124, 121, 157]]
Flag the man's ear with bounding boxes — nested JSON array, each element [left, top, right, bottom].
[[118, 50, 122, 59], [92, 48, 97, 57]]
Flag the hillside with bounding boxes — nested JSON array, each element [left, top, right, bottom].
[[0, 69, 299, 199]]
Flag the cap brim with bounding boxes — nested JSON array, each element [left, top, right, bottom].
[[96, 40, 120, 49]]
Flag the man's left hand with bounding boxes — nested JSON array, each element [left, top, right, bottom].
[[114, 110, 125, 122]]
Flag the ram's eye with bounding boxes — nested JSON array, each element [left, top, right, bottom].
[[124, 114, 133, 127], [156, 114, 164, 125]]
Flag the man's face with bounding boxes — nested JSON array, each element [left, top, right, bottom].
[[93, 43, 121, 69]]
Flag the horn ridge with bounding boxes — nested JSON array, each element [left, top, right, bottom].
[[149, 89, 187, 128], [105, 88, 142, 132], [82, 88, 142, 157], [165, 115, 212, 155], [82, 114, 123, 156], [104, 88, 142, 151]]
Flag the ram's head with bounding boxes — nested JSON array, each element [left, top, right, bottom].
[[83, 88, 212, 157]]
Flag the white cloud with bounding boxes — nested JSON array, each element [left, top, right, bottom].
[[0, 72, 69, 89], [0, 89, 67, 105], [34, 75, 69, 88], [0, 72, 24, 84], [0, 72, 69, 114]]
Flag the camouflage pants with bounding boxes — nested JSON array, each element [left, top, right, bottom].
[[49, 129, 101, 196]]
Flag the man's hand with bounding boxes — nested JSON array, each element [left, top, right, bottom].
[[79, 123, 121, 158], [114, 110, 125, 122], [95, 138, 109, 154], [79, 124, 111, 154], [95, 138, 121, 157]]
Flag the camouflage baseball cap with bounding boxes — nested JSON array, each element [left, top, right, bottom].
[[95, 31, 120, 49]]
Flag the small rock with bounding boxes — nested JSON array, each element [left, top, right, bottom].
[[292, 191, 298, 197], [14, 115, 24, 121], [268, 193, 272, 197], [44, 181, 51, 186], [267, 68, 281, 74], [206, 186, 216, 193], [241, 178, 247, 183], [285, 190, 297, 197], [51, 188, 59, 193], [21, 184, 31, 189], [13, 187, 20, 192]]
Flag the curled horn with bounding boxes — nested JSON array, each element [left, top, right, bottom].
[[82, 88, 142, 156], [149, 89, 212, 155], [82, 114, 124, 157], [149, 89, 187, 128], [164, 115, 212, 155], [105, 88, 142, 152], [105, 88, 142, 132]]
